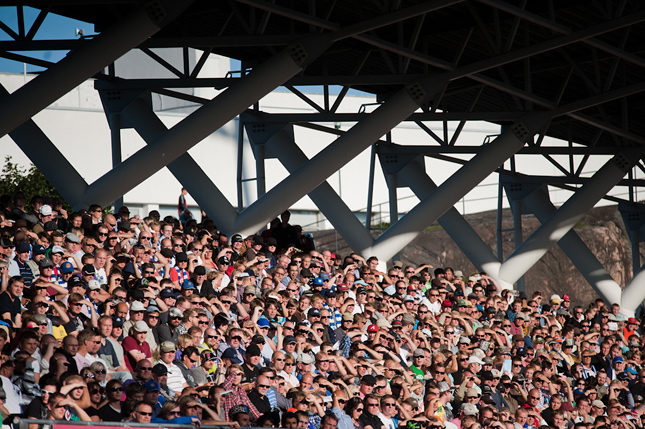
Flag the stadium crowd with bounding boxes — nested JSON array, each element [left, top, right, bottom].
[[0, 191, 644, 429]]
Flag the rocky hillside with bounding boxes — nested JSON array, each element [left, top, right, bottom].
[[312, 205, 641, 308]]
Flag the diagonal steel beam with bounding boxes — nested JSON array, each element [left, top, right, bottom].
[[262, 125, 376, 254], [1, 84, 88, 205], [79, 35, 332, 207], [498, 149, 643, 285], [398, 159, 505, 281], [476, 0, 645, 69], [119, 96, 239, 232], [0, 1, 194, 139], [366, 113, 549, 261]]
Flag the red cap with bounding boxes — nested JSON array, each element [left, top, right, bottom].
[[442, 299, 453, 308], [407, 285, 416, 291], [628, 317, 639, 324], [367, 324, 378, 332], [563, 294, 570, 301], [337, 284, 349, 291]]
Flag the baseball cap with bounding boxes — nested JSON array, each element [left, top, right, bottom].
[[152, 363, 168, 376], [65, 232, 80, 243], [112, 316, 124, 328], [308, 308, 321, 317], [246, 343, 262, 357], [182, 280, 195, 290], [82, 264, 96, 275], [284, 335, 297, 345], [297, 354, 314, 364], [133, 321, 149, 333], [144, 380, 160, 392], [229, 405, 250, 418], [130, 301, 146, 312], [15, 242, 30, 253], [361, 374, 376, 385], [258, 318, 270, 327], [222, 348, 242, 364], [367, 324, 378, 332], [51, 245, 65, 255], [176, 252, 188, 262], [87, 279, 101, 291], [39, 258, 54, 268], [160, 341, 176, 353], [217, 256, 231, 265], [231, 234, 243, 243], [39, 205, 52, 216], [33, 245, 47, 255], [169, 308, 184, 318]]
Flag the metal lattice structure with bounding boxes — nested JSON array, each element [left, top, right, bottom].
[[2, 0, 645, 313]]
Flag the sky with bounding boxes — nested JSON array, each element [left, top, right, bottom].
[[0, 6, 92, 73]]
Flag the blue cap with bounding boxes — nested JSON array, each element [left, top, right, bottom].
[[308, 308, 321, 317], [222, 347, 242, 364], [112, 316, 124, 328], [320, 273, 330, 280], [258, 318, 270, 327], [627, 366, 639, 375], [313, 277, 324, 286], [244, 269, 256, 277], [144, 380, 160, 392], [60, 261, 74, 274], [147, 305, 161, 313], [160, 289, 175, 298], [33, 245, 47, 255], [182, 280, 195, 290], [613, 356, 624, 363]]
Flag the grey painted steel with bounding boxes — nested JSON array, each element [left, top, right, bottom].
[[521, 187, 623, 308], [511, 200, 525, 292], [232, 81, 435, 236], [120, 97, 238, 232], [498, 149, 643, 285], [266, 127, 375, 254], [398, 160, 504, 282], [80, 36, 331, 207], [109, 112, 124, 211], [366, 114, 549, 261], [0, 84, 88, 206], [0, 2, 189, 139]]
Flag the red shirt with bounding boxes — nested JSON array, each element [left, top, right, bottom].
[[122, 336, 151, 372]]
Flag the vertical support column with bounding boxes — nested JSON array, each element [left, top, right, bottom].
[[237, 117, 246, 211], [387, 174, 399, 224], [498, 149, 641, 285], [365, 144, 377, 232], [366, 114, 549, 262], [255, 143, 266, 198], [109, 113, 124, 211], [511, 200, 525, 292]]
